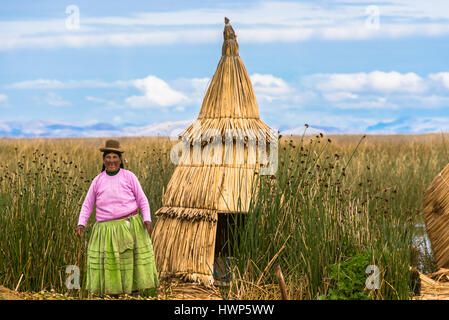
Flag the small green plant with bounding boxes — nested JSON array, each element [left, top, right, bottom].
[[322, 252, 376, 300]]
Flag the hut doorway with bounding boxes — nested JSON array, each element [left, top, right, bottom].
[[213, 212, 245, 283]]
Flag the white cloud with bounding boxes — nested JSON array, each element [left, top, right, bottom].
[[2, 1, 449, 50], [85, 96, 107, 103], [189, 78, 210, 95], [0, 29, 218, 50], [364, 117, 449, 134], [322, 92, 359, 102], [6, 70, 449, 119], [333, 97, 398, 110], [7, 79, 130, 89], [409, 117, 449, 133], [429, 72, 449, 90], [85, 95, 121, 108], [251, 73, 292, 102], [339, 0, 449, 21], [369, 71, 425, 93], [310, 71, 426, 94], [171, 77, 210, 106], [0, 94, 8, 104], [112, 116, 122, 124], [45, 92, 71, 107], [314, 73, 366, 92], [3, 24, 449, 50], [8, 79, 65, 89], [0, 122, 11, 132], [298, 71, 449, 111], [413, 94, 449, 108], [125, 75, 188, 108]]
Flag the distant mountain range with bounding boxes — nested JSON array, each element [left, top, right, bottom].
[[0, 118, 447, 138], [0, 120, 192, 138]]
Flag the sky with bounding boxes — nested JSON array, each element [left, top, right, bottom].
[[1, 0, 449, 137]]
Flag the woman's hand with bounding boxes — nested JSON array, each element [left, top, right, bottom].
[[76, 225, 84, 237], [144, 221, 153, 238]]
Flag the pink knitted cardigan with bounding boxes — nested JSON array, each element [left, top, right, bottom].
[[77, 169, 151, 226]]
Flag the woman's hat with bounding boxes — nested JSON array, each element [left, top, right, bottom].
[[100, 139, 125, 153]]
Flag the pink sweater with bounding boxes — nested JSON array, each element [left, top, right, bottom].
[[77, 169, 151, 226]]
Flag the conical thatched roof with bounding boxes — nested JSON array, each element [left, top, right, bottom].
[[424, 163, 449, 268], [151, 18, 276, 286]]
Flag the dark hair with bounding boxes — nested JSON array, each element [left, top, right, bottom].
[[101, 151, 124, 172]]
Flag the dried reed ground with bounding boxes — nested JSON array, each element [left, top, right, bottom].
[[0, 133, 448, 299]]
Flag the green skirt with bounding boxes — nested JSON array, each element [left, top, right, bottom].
[[86, 213, 159, 296]]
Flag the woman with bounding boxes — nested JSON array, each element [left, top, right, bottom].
[[76, 139, 159, 297]]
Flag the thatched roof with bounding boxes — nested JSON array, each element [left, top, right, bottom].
[[424, 162, 449, 268], [151, 18, 275, 286], [197, 20, 258, 119], [180, 18, 274, 143]]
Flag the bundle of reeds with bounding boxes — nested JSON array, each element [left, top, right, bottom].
[[424, 162, 449, 268], [151, 18, 275, 286]]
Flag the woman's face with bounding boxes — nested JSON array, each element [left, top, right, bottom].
[[104, 152, 121, 172]]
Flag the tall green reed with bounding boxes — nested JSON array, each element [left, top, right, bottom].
[[226, 132, 428, 299], [0, 134, 447, 298], [0, 138, 174, 296]]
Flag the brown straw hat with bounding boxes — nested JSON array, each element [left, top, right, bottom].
[[99, 139, 125, 153]]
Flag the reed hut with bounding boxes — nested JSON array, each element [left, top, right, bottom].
[[424, 163, 449, 268], [151, 18, 276, 286]]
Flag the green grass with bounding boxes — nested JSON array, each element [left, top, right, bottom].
[[225, 133, 448, 299], [0, 133, 447, 299]]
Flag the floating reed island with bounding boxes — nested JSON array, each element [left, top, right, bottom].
[[151, 18, 277, 286]]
